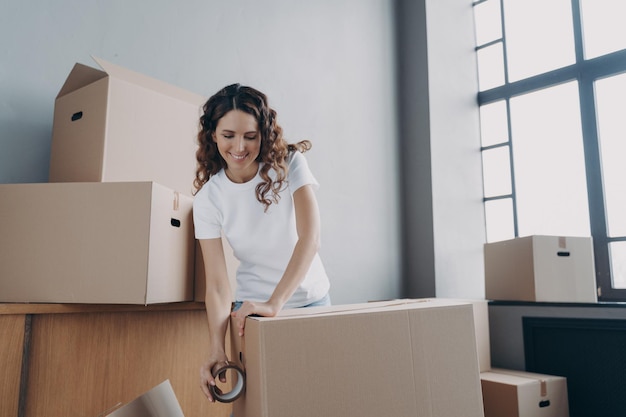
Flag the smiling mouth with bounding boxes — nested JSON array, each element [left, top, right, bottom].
[[230, 153, 247, 161]]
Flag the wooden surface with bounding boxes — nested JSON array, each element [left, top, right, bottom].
[[0, 301, 204, 315], [0, 314, 25, 417], [1, 304, 232, 417]]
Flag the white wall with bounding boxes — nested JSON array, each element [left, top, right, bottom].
[[426, 0, 486, 298], [0, 0, 401, 305], [397, 0, 486, 299]]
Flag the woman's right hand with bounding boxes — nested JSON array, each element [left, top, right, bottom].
[[200, 352, 230, 402]]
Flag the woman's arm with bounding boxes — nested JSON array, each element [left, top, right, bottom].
[[198, 237, 233, 402], [231, 184, 321, 334]]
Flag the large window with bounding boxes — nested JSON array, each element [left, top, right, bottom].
[[474, 0, 626, 301]]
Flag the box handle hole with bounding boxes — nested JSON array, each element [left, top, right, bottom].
[[539, 400, 550, 408], [557, 251, 570, 257], [171, 218, 181, 228], [71, 111, 83, 121]]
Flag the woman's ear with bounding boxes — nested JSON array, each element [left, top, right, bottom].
[[211, 131, 217, 143]]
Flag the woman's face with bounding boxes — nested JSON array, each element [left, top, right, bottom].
[[213, 109, 261, 183]]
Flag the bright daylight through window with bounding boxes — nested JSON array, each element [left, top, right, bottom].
[[473, 0, 626, 299]]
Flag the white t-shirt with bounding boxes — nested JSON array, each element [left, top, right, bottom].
[[193, 151, 330, 309]]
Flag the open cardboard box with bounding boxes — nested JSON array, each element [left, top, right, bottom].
[[229, 298, 485, 417], [49, 56, 205, 197], [104, 380, 185, 417]]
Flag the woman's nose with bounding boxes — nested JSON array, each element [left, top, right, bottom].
[[235, 137, 245, 152]]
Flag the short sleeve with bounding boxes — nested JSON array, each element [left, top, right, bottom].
[[287, 151, 319, 194], [192, 182, 223, 239]]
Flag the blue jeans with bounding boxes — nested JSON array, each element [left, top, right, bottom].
[[232, 293, 331, 312]]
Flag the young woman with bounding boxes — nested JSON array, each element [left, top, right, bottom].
[[193, 84, 330, 402]]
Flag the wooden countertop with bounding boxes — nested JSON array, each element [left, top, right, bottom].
[[0, 301, 205, 315]]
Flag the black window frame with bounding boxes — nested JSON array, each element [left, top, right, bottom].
[[474, 0, 626, 301]]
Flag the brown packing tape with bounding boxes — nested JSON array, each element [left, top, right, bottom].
[[209, 361, 246, 403], [558, 236, 566, 249], [173, 191, 180, 211]]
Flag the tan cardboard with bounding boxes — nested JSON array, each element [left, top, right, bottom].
[[481, 368, 569, 417], [105, 380, 185, 417], [485, 235, 597, 303], [0, 182, 194, 304], [447, 298, 491, 372], [229, 299, 485, 417], [49, 56, 205, 196]]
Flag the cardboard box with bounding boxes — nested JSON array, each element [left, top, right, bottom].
[[481, 368, 569, 417], [449, 298, 491, 372], [0, 182, 194, 304], [49, 56, 205, 196], [229, 299, 485, 417], [485, 236, 597, 303], [105, 380, 185, 417]]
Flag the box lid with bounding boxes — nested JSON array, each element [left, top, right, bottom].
[[482, 368, 565, 396], [93, 56, 205, 105], [57, 56, 206, 106], [249, 298, 470, 322], [57, 62, 108, 98]]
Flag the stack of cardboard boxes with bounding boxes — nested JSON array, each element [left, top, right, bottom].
[[480, 235, 595, 417], [0, 56, 238, 305]]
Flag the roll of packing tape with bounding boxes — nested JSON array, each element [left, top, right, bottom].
[[209, 361, 246, 403]]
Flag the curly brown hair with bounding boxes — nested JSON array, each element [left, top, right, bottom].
[[193, 84, 311, 210]]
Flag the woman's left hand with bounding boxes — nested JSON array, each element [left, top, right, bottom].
[[230, 300, 281, 336]]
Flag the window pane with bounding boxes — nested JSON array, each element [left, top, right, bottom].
[[479, 101, 508, 147], [503, 0, 575, 82], [485, 198, 515, 242], [474, 0, 502, 46], [477, 43, 505, 91], [509, 82, 591, 237], [580, 0, 626, 59], [610, 242, 626, 289], [594, 74, 626, 237], [482, 146, 511, 197]]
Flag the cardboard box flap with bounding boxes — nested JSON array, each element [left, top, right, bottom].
[[57, 62, 107, 98], [272, 299, 427, 318], [104, 380, 185, 417], [259, 298, 469, 321], [481, 371, 537, 386], [92, 56, 206, 105]]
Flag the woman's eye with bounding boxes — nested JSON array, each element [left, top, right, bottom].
[[223, 134, 234, 139], [245, 135, 257, 140]]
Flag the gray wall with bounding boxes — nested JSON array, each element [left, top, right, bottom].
[[396, 0, 486, 299], [489, 303, 626, 370], [0, 0, 400, 305]]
